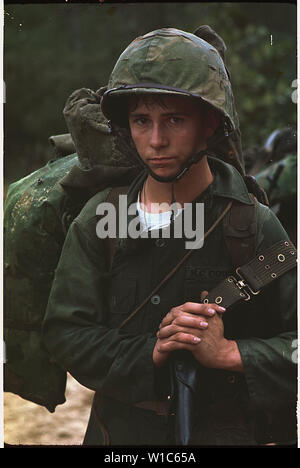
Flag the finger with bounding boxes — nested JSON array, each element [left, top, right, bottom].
[[160, 312, 209, 330], [157, 334, 201, 353], [200, 293, 226, 315], [158, 341, 194, 353], [159, 307, 195, 328], [173, 314, 209, 329], [200, 290, 209, 301], [168, 331, 202, 345], [180, 302, 226, 316], [159, 302, 226, 330], [157, 323, 207, 339], [158, 314, 174, 329], [159, 307, 179, 328]]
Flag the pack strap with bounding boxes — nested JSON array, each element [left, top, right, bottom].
[[202, 239, 297, 308], [223, 194, 257, 268], [104, 186, 129, 271]]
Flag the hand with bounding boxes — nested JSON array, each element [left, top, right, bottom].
[[190, 310, 227, 367], [191, 313, 243, 372], [152, 297, 225, 367], [189, 292, 243, 371]]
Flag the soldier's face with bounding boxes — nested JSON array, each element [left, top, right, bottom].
[[128, 95, 213, 179]]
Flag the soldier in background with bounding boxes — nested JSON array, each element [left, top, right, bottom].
[[244, 127, 297, 245]]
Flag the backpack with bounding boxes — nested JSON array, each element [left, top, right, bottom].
[[3, 153, 93, 412], [4, 153, 81, 411], [3, 87, 140, 412]]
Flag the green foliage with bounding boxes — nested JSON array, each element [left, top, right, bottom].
[[225, 21, 296, 147], [4, 3, 296, 183]]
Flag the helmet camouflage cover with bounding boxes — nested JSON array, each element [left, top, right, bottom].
[[101, 28, 243, 173]]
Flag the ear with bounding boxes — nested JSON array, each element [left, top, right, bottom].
[[205, 109, 220, 139]]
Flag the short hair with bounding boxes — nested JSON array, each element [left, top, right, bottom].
[[110, 93, 211, 128]]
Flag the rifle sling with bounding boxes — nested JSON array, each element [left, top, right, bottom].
[[202, 239, 297, 308]]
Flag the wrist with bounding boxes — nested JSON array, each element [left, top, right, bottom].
[[153, 344, 169, 368], [216, 339, 244, 372]]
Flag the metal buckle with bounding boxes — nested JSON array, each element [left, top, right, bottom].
[[235, 267, 261, 298], [228, 275, 251, 301], [227, 268, 260, 302]]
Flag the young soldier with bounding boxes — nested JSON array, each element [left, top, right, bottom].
[[43, 28, 297, 446]]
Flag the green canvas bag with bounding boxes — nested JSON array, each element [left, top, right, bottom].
[[4, 153, 81, 412], [4, 87, 139, 412]]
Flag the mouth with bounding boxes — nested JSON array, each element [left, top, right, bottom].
[[148, 157, 175, 165]]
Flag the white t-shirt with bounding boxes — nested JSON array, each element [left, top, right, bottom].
[[137, 192, 183, 232]]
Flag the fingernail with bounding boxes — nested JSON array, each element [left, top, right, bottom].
[[218, 306, 226, 312], [200, 321, 208, 328], [207, 308, 215, 315], [193, 336, 201, 343]]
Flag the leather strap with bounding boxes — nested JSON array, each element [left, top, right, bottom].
[[239, 239, 297, 291], [202, 239, 297, 308], [104, 186, 129, 271], [223, 194, 257, 268]]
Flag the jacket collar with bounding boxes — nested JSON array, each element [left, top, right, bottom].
[[207, 157, 253, 205]]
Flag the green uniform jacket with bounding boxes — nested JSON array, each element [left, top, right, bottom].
[[42, 157, 297, 446]]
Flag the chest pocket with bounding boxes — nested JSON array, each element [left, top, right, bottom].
[[184, 266, 232, 303], [108, 276, 137, 328]]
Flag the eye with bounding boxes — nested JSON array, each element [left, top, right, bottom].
[[131, 117, 149, 126], [169, 116, 184, 125]]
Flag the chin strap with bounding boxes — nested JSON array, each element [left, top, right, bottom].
[[170, 182, 176, 224], [146, 148, 208, 183]]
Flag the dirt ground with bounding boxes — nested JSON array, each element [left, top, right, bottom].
[[4, 373, 94, 446]]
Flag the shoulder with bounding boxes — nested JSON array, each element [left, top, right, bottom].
[[75, 187, 112, 227], [255, 201, 291, 252], [62, 187, 112, 250]]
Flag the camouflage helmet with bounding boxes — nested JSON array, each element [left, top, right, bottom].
[[101, 28, 238, 135]]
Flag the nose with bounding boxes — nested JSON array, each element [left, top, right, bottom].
[[149, 122, 168, 150]]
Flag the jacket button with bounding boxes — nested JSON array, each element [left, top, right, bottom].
[[227, 375, 236, 384], [155, 239, 167, 247], [151, 295, 160, 305]]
